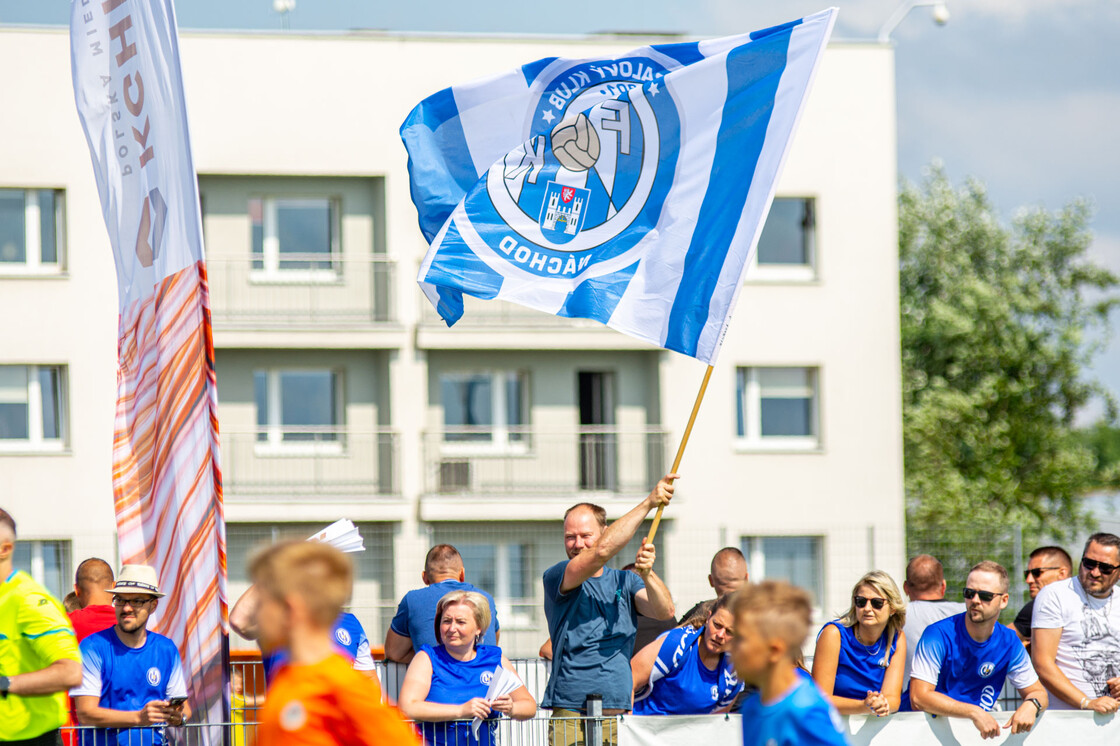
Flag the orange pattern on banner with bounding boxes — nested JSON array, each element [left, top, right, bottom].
[[112, 260, 228, 727]]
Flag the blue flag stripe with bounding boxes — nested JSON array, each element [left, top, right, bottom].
[[559, 261, 640, 323], [664, 29, 792, 357], [649, 40, 705, 67]]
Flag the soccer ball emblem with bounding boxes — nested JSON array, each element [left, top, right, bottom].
[[550, 112, 600, 172]]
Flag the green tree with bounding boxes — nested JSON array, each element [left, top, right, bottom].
[[900, 165, 1119, 593]]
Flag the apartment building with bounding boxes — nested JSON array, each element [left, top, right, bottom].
[[0, 26, 903, 656]]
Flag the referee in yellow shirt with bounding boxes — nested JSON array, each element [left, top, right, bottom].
[[0, 508, 82, 745]]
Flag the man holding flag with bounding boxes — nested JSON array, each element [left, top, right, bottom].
[[542, 477, 676, 746]]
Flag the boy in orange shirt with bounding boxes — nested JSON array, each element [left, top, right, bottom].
[[251, 539, 420, 745]]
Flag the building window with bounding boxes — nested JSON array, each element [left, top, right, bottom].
[[254, 369, 341, 446], [250, 197, 339, 276], [0, 189, 65, 272], [458, 542, 536, 626], [13, 539, 71, 601], [440, 371, 527, 447], [735, 367, 819, 449], [742, 535, 823, 608], [748, 197, 815, 281], [0, 365, 66, 450]]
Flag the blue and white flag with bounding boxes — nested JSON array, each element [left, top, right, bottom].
[[404, 9, 836, 364]]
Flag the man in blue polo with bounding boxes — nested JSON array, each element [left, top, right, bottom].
[[910, 561, 1049, 739], [71, 565, 190, 746], [543, 475, 677, 746], [384, 544, 499, 663]]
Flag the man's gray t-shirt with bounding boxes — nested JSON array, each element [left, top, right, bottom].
[[542, 561, 644, 711], [903, 599, 965, 686]]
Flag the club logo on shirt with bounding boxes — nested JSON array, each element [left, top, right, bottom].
[[480, 670, 494, 686], [979, 661, 995, 678], [281, 700, 308, 731], [146, 667, 161, 686], [710, 685, 718, 701], [335, 628, 352, 647]]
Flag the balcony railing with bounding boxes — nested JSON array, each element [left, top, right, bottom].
[[419, 293, 609, 328], [205, 254, 395, 326], [220, 428, 398, 499], [422, 427, 667, 495]]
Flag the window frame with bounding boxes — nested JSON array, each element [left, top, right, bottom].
[[439, 370, 529, 455], [249, 195, 342, 283], [0, 188, 66, 275], [12, 539, 72, 601], [746, 196, 816, 282], [456, 540, 537, 629], [253, 368, 344, 455], [0, 364, 67, 453], [735, 366, 820, 451], [741, 534, 824, 615]]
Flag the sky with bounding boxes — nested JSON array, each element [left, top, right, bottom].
[[3, 0, 1119, 417]]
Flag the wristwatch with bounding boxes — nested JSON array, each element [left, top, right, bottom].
[[0, 675, 10, 699], [1027, 697, 1043, 715]]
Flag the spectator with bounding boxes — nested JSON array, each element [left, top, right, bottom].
[[1032, 532, 1120, 713], [64, 592, 80, 614], [812, 571, 906, 716], [399, 590, 536, 746], [678, 547, 749, 627], [69, 559, 117, 642], [631, 593, 742, 714], [230, 583, 379, 685], [70, 565, 191, 745], [0, 507, 83, 744], [386, 544, 500, 664], [1011, 546, 1071, 646], [899, 554, 963, 710], [910, 561, 1048, 739], [543, 475, 677, 746], [731, 580, 851, 746], [252, 540, 419, 745]]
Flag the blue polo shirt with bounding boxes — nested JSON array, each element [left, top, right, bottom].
[[542, 562, 643, 711], [910, 613, 1037, 710], [390, 580, 500, 650], [71, 627, 188, 746]]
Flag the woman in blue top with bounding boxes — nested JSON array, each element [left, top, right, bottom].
[[399, 590, 536, 746], [812, 570, 907, 717], [631, 594, 743, 714]]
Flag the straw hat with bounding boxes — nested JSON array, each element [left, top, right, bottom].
[[108, 564, 165, 598]]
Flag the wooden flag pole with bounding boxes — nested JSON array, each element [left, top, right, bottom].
[[645, 364, 714, 545]]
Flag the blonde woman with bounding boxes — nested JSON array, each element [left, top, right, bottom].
[[812, 570, 907, 716], [399, 590, 536, 746]]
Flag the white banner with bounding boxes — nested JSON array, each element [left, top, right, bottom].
[[619, 711, 1120, 746]]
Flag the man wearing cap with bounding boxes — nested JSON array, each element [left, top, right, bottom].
[[0, 507, 83, 745], [71, 565, 191, 745]]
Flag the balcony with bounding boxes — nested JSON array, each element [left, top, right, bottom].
[[205, 254, 400, 344], [421, 426, 667, 507], [220, 428, 398, 502]]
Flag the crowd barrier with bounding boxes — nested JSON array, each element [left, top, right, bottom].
[[59, 710, 1120, 746]]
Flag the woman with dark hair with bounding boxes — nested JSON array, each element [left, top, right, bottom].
[[812, 570, 907, 716], [399, 590, 536, 746], [630, 594, 743, 714]]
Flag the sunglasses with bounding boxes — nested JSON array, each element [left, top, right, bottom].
[[963, 588, 1002, 603], [112, 596, 155, 608], [1081, 558, 1120, 575], [853, 596, 886, 610], [1024, 567, 1061, 580]]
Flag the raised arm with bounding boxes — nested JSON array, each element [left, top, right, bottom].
[[561, 475, 676, 593], [633, 540, 675, 620], [229, 585, 260, 640]]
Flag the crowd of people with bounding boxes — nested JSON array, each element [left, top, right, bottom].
[[3, 489, 1120, 746]]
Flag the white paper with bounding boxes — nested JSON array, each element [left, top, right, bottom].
[[307, 519, 365, 553], [471, 665, 523, 739]]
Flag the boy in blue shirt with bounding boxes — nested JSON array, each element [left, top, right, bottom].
[[910, 560, 1049, 738], [731, 580, 850, 746]]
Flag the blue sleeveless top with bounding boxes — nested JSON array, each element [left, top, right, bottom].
[[420, 644, 503, 746], [820, 620, 897, 699], [633, 626, 742, 715]]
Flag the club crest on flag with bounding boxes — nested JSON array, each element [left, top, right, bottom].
[[539, 181, 590, 240]]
